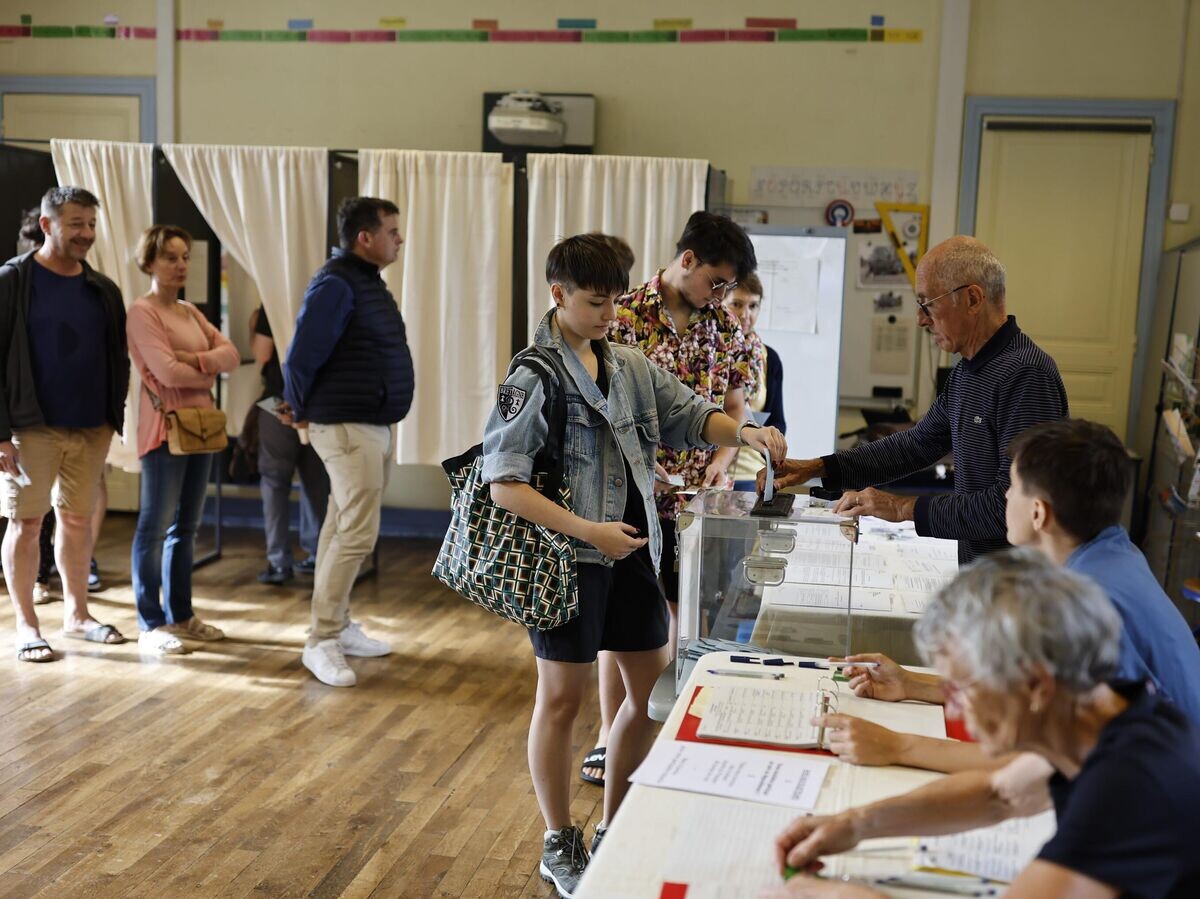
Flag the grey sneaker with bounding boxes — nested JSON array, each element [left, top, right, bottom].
[[589, 823, 607, 856], [539, 825, 589, 898]]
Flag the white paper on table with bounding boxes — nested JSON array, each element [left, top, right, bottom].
[[788, 549, 887, 571], [857, 517, 918, 538], [697, 685, 825, 747], [893, 573, 955, 593], [659, 800, 800, 898], [629, 740, 832, 810], [766, 583, 894, 613], [895, 541, 958, 562], [785, 565, 895, 589], [915, 810, 1056, 882]]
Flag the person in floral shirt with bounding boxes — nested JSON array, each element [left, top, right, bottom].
[[609, 211, 758, 601]]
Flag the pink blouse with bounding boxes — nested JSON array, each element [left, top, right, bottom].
[[127, 298, 241, 457]]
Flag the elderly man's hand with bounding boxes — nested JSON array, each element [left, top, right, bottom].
[[816, 713, 913, 767], [756, 457, 821, 495], [831, 488, 916, 522]]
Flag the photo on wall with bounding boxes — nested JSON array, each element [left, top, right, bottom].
[[857, 239, 913, 288]]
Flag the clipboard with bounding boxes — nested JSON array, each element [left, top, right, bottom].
[[674, 686, 835, 758]]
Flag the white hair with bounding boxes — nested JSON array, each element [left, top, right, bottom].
[[938, 241, 1006, 304], [913, 548, 1121, 693]]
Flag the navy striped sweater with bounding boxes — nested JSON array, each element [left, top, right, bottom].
[[823, 316, 1067, 563]]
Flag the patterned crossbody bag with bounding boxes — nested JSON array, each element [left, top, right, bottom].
[[432, 348, 579, 630]]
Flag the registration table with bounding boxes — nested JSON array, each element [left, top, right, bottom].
[[579, 652, 1030, 899]]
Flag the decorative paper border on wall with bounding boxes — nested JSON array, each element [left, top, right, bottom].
[[0, 15, 921, 45]]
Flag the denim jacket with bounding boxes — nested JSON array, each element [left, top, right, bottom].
[[482, 308, 720, 570]]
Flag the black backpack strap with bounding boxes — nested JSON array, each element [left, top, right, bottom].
[[512, 347, 569, 500]]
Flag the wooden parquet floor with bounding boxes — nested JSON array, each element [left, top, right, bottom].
[[0, 514, 606, 898]]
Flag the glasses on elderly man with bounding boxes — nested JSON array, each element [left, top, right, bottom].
[[915, 284, 971, 316]]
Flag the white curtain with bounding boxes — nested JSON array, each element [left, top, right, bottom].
[[359, 150, 513, 466], [51, 138, 153, 472], [161, 144, 327, 356], [526, 154, 709, 343]]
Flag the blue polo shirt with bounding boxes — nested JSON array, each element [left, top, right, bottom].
[[1067, 526, 1200, 726], [28, 262, 108, 428]]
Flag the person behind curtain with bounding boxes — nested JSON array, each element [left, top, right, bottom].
[[0, 187, 130, 662], [724, 272, 787, 490], [127, 225, 240, 655], [250, 305, 329, 585]]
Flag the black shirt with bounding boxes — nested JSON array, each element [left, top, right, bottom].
[[594, 342, 648, 536], [254, 306, 284, 401], [1038, 681, 1200, 898]]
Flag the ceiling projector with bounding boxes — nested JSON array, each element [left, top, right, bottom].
[[487, 91, 566, 147]]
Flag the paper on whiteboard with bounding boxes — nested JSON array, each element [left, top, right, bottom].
[[766, 582, 893, 613], [629, 739, 831, 809], [785, 565, 895, 589], [757, 256, 819, 334]]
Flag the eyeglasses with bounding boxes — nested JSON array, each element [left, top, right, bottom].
[[695, 260, 738, 299], [915, 284, 971, 316]]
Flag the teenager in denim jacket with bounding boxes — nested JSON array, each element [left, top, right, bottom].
[[482, 234, 786, 897]]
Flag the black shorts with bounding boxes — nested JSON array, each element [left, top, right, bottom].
[[660, 516, 679, 604], [528, 549, 669, 663]]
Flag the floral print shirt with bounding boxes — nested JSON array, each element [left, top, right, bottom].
[[610, 272, 752, 519], [743, 329, 766, 400]]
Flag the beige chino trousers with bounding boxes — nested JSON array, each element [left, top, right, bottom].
[[306, 422, 393, 644]]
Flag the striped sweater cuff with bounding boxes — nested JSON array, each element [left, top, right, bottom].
[[913, 494, 932, 537], [820, 454, 842, 490]]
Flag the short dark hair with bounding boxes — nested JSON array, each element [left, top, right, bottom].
[[739, 271, 764, 299], [546, 233, 629, 297], [589, 232, 635, 274], [136, 224, 193, 274], [337, 196, 399, 250], [41, 186, 100, 219], [1008, 419, 1130, 542], [675, 211, 757, 282], [18, 207, 43, 249]]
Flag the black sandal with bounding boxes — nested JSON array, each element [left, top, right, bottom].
[[580, 747, 606, 785]]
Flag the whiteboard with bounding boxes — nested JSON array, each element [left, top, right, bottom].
[[746, 226, 846, 460]]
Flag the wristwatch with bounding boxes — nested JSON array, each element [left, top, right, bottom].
[[736, 419, 762, 447]]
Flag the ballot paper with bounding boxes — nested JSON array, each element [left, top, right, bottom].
[[629, 739, 832, 810], [915, 810, 1057, 882]]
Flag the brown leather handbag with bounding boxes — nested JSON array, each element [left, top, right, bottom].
[[144, 385, 227, 455]]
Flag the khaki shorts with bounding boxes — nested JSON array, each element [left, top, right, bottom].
[[2, 425, 113, 520]]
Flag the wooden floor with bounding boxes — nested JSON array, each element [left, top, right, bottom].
[[0, 514, 606, 898]]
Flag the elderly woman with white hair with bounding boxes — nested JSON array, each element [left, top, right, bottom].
[[765, 549, 1200, 899]]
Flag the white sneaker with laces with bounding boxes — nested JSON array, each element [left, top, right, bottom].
[[337, 620, 391, 657], [303, 638, 357, 687]]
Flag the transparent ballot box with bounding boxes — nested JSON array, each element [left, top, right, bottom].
[[673, 491, 940, 696]]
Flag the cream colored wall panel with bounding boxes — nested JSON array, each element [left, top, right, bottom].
[[3, 93, 139, 142], [967, 0, 1185, 97]]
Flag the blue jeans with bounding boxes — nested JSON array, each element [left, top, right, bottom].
[[132, 446, 212, 630]]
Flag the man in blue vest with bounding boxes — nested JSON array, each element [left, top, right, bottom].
[[282, 196, 414, 687]]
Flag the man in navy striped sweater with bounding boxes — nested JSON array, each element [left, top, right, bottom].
[[764, 236, 1067, 563]]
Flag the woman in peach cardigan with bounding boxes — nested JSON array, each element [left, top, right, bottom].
[[127, 225, 240, 655]]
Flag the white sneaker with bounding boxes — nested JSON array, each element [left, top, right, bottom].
[[303, 639, 356, 687], [138, 628, 188, 655], [337, 620, 391, 657], [33, 582, 55, 605]]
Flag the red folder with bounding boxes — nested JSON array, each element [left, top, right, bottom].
[[674, 685, 975, 750]]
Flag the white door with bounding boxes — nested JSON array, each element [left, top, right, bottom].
[[973, 117, 1152, 438]]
